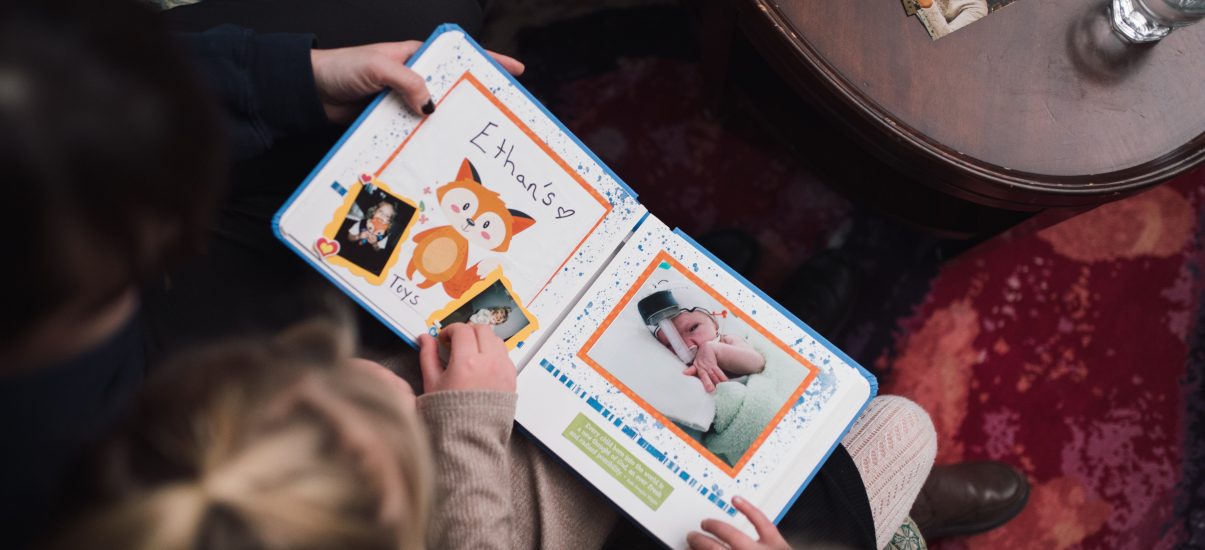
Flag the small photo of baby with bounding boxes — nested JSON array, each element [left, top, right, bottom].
[[334, 183, 415, 276], [469, 306, 511, 326], [581, 258, 812, 469], [637, 289, 766, 394], [351, 202, 396, 249], [438, 280, 530, 344]]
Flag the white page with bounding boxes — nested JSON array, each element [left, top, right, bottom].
[[275, 27, 645, 365], [515, 216, 875, 548]]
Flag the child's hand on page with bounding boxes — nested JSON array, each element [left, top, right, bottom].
[[311, 41, 525, 123], [687, 496, 791, 550], [419, 323, 516, 394], [683, 342, 728, 393]]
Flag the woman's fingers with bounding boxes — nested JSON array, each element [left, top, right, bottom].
[[379, 40, 423, 61], [374, 42, 432, 115], [375, 57, 433, 115], [311, 41, 524, 121], [487, 51, 525, 76], [375, 42, 521, 111]]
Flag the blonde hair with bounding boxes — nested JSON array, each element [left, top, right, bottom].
[[52, 320, 432, 550], [489, 306, 511, 322]]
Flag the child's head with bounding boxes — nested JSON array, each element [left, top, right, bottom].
[[53, 321, 431, 550], [489, 306, 511, 325], [367, 202, 397, 231], [0, 0, 226, 366], [655, 308, 720, 352]]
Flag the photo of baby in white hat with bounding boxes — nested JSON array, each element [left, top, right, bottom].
[[638, 289, 765, 393], [582, 261, 812, 468]]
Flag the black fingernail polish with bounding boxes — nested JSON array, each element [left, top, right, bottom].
[[422, 99, 435, 115]]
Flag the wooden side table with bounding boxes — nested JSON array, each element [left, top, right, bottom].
[[708, 0, 1205, 212]]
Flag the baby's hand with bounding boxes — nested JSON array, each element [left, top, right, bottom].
[[683, 342, 728, 393], [687, 496, 791, 550], [418, 323, 515, 394]]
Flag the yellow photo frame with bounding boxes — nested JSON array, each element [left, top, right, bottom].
[[426, 270, 539, 350], [320, 176, 419, 286]]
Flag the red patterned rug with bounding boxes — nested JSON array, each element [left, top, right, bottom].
[[878, 176, 1204, 549], [517, 8, 1205, 547]]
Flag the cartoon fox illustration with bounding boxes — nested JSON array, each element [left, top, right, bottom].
[[406, 158, 536, 298]]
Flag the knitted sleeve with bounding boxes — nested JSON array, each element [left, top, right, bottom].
[[418, 390, 517, 550]]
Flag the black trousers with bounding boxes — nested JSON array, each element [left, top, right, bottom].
[[142, 0, 485, 360]]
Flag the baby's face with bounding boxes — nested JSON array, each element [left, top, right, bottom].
[[371, 203, 395, 226], [656, 310, 718, 351], [491, 311, 507, 324]]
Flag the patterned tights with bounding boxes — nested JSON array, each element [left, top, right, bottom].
[[842, 396, 938, 549]]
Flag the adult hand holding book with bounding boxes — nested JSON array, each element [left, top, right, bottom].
[[311, 41, 525, 123]]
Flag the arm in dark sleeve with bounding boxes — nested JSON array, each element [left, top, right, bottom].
[[176, 25, 330, 160]]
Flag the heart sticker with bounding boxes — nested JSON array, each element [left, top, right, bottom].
[[360, 173, 373, 184], [314, 237, 340, 258]]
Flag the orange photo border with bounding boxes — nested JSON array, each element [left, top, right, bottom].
[[374, 70, 613, 308], [578, 251, 820, 477]]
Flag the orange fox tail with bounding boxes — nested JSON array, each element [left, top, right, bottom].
[[442, 264, 483, 299]]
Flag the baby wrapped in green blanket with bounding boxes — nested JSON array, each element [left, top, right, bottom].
[[640, 288, 792, 466], [704, 359, 800, 466]]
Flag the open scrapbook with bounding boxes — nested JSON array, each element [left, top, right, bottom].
[[274, 25, 876, 549]]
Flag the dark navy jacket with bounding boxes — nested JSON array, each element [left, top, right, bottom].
[[0, 26, 327, 548]]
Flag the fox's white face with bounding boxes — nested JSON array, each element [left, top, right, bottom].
[[440, 186, 507, 250], [435, 158, 535, 253]]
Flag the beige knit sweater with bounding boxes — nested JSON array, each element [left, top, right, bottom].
[[417, 390, 617, 550]]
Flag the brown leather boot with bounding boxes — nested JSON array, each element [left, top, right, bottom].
[[909, 461, 1029, 540]]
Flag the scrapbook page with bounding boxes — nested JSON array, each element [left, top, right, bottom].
[[515, 217, 876, 548], [277, 25, 876, 550], [901, 0, 1022, 40], [274, 25, 645, 364]]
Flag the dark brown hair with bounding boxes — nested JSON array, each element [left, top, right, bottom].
[[0, 0, 227, 345]]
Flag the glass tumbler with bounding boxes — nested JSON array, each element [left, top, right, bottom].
[[1111, 0, 1205, 42]]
